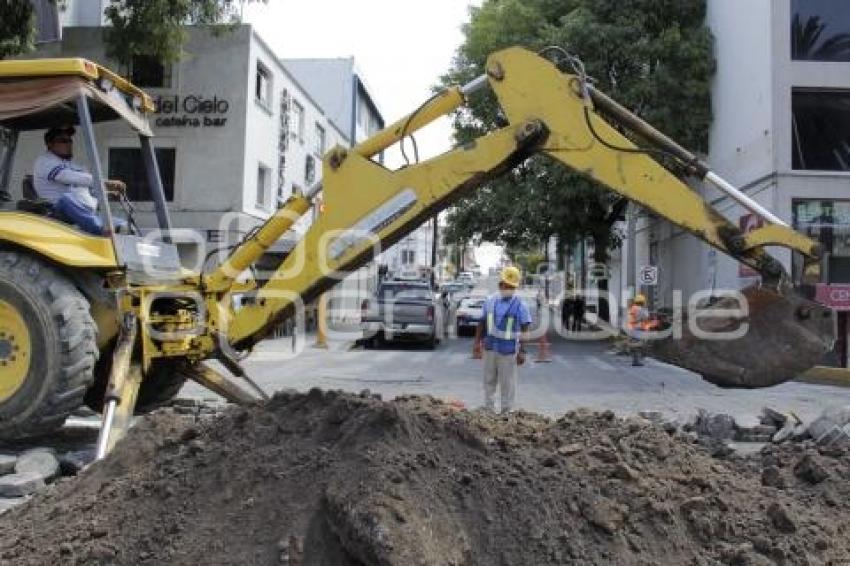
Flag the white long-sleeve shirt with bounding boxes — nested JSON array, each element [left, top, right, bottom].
[[33, 151, 98, 211]]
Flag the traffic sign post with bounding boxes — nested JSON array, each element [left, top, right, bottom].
[[639, 265, 658, 286]]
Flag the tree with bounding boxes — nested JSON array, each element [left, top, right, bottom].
[[0, 0, 35, 60], [442, 0, 714, 320], [103, 0, 266, 68]]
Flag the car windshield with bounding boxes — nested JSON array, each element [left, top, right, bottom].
[[460, 297, 485, 308], [379, 283, 433, 300]]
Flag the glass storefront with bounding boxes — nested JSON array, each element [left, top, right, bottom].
[[793, 199, 850, 366], [793, 199, 850, 283]]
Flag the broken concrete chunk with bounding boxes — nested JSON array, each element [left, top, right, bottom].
[[695, 410, 736, 441], [14, 450, 59, 483], [761, 407, 787, 426], [791, 423, 810, 442], [772, 421, 796, 444], [0, 455, 16, 475], [735, 415, 761, 430], [0, 472, 45, 497], [814, 425, 850, 449], [736, 423, 777, 443], [821, 405, 850, 427]]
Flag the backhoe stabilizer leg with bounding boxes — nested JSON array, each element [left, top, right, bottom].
[[95, 313, 141, 460], [185, 363, 261, 405]]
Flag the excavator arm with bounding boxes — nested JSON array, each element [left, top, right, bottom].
[[95, 46, 836, 459], [213, 47, 832, 388]]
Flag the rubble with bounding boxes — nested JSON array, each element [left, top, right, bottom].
[[0, 472, 44, 497], [14, 449, 60, 482], [0, 454, 16, 475], [794, 454, 830, 484], [0, 391, 848, 565]]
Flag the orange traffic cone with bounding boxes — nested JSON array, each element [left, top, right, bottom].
[[472, 339, 483, 360], [535, 333, 553, 363]]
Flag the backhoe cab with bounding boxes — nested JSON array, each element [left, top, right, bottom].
[[0, 58, 182, 442], [0, 49, 836, 457]]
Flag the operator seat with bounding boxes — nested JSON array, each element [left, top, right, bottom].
[[16, 175, 53, 215]]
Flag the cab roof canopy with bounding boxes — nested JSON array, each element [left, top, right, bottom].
[[0, 58, 154, 136]]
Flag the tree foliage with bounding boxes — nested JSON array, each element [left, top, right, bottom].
[[103, 0, 265, 67], [443, 0, 715, 264], [0, 0, 35, 60]]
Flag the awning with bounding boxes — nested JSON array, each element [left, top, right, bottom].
[[0, 76, 152, 136]]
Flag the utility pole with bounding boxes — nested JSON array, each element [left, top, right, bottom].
[[431, 214, 438, 287], [627, 203, 637, 292], [313, 197, 328, 349]]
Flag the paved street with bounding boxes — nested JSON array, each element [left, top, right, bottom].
[[181, 328, 850, 423]]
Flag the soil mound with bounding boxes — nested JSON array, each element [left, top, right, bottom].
[[1, 390, 849, 565]]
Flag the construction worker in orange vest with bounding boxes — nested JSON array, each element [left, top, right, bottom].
[[626, 294, 651, 366]]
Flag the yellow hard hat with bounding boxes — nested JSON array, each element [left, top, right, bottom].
[[633, 294, 647, 305], [499, 266, 521, 288]]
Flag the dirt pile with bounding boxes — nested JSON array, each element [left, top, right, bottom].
[[1, 390, 849, 565]]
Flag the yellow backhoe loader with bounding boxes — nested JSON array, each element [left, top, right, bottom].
[[0, 48, 836, 457]]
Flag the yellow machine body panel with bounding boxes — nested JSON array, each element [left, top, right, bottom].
[[0, 212, 117, 268]]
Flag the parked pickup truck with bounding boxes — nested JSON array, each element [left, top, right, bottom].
[[361, 280, 442, 349]]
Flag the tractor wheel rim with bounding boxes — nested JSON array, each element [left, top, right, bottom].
[[0, 299, 31, 402]]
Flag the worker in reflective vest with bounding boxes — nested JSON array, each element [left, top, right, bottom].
[[474, 266, 532, 414], [626, 294, 650, 366]]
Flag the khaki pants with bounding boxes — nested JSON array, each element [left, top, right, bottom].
[[483, 349, 518, 413]]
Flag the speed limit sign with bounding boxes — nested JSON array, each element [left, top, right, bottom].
[[639, 265, 658, 286]]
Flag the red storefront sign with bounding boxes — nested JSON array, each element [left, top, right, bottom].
[[815, 284, 850, 311]]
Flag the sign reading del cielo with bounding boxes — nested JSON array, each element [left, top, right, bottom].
[[153, 94, 229, 127]]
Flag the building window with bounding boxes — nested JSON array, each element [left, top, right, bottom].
[[290, 100, 304, 142], [108, 147, 175, 201], [256, 163, 271, 209], [793, 200, 850, 283], [792, 90, 850, 170], [357, 96, 370, 132], [305, 155, 316, 185], [791, 0, 850, 62], [314, 123, 326, 155], [255, 62, 272, 109], [129, 54, 172, 88], [402, 250, 415, 265]]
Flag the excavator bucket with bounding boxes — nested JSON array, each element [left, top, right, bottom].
[[651, 287, 835, 388]]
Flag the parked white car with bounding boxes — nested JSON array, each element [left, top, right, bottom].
[[455, 295, 486, 336]]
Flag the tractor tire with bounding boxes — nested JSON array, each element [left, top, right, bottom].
[[85, 354, 188, 414], [0, 251, 98, 439]]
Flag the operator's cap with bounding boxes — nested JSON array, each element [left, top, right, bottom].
[[44, 125, 76, 144], [633, 293, 647, 305], [499, 266, 521, 288]]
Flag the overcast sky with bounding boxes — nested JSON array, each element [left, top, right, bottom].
[[243, 0, 481, 166], [242, 1, 502, 269]]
